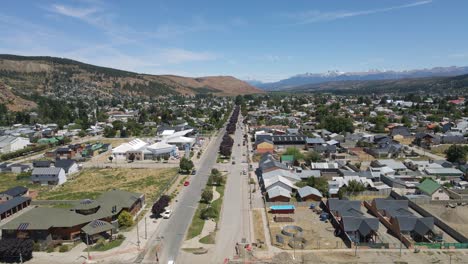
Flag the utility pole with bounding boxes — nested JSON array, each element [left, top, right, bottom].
[[145, 217, 147, 239], [20, 253, 23, 264], [137, 220, 141, 249], [354, 241, 358, 256], [86, 233, 90, 260]]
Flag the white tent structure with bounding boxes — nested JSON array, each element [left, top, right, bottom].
[[112, 139, 148, 160], [147, 141, 177, 156]]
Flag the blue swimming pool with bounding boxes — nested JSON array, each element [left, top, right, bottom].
[[270, 205, 295, 210]]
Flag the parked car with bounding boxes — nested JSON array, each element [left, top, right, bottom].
[[162, 209, 172, 219], [232, 161, 236, 165], [191, 169, 197, 175], [184, 181, 190, 186]]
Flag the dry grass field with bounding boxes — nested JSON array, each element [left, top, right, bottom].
[[36, 167, 178, 201], [253, 209, 268, 250]]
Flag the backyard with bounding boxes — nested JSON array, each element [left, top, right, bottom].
[[35, 167, 179, 201]]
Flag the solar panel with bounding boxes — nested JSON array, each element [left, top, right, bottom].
[[18, 223, 29, 230], [91, 220, 106, 228]]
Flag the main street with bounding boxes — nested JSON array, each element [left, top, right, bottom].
[[136, 120, 229, 263]]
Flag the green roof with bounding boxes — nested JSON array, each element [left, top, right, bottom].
[[38, 138, 59, 144], [1, 190, 143, 231], [81, 220, 115, 236], [418, 178, 441, 196], [281, 155, 294, 162]]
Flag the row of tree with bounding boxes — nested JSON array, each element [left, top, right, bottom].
[[219, 106, 240, 157]]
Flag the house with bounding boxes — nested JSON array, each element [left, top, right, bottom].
[[31, 167, 67, 185], [270, 135, 307, 150], [262, 170, 301, 182], [423, 168, 463, 179], [54, 159, 80, 175], [389, 126, 411, 138], [417, 179, 449, 200], [259, 154, 289, 173], [112, 139, 148, 160], [33, 160, 54, 168], [0, 196, 31, 221], [306, 137, 326, 148], [326, 199, 379, 243], [55, 147, 76, 159], [0, 136, 30, 154], [1, 190, 145, 245], [297, 186, 322, 201], [267, 186, 291, 202], [373, 159, 408, 175], [369, 198, 435, 243], [0, 186, 29, 202], [255, 138, 274, 154]]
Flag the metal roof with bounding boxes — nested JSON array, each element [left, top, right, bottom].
[[81, 220, 114, 236], [31, 167, 64, 176], [0, 196, 31, 215], [0, 186, 28, 197], [297, 186, 322, 198]]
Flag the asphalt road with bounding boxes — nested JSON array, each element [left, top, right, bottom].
[[211, 115, 251, 262], [137, 124, 228, 263]]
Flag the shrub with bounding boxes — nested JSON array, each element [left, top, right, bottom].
[[201, 189, 214, 203], [117, 211, 134, 227], [117, 234, 125, 240], [201, 207, 218, 220], [59, 245, 69, 252]]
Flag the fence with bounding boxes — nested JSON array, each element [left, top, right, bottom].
[[415, 242, 468, 249]]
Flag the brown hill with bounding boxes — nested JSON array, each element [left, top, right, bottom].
[[0, 83, 37, 112], [0, 55, 263, 105]]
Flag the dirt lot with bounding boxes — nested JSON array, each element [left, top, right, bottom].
[[290, 250, 466, 264], [253, 209, 268, 250], [421, 203, 468, 238], [267, 206, 345, 250], [36, 167, 178, 201]]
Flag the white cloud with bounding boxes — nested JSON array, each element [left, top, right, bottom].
[[289, 0, 432, 24], [51, 4, 97, 19]]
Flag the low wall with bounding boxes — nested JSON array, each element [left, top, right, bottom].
[[265, 201, 312, 208]]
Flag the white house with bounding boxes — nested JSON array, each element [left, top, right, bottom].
[[54, 160, 79, 175], [112, 138, 148, 160], [31, 167, 67, 185], [0, 136, 30, 154]]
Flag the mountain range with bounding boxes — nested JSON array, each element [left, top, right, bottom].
[[250, 66, 468, 91], [0, 54, 262, 111]]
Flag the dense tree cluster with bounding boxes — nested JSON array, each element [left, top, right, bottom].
[[179, 157, 194, 173], [445, 144, 468, 164], [0, 238, 33, 263], [151, 195, 171, 217]]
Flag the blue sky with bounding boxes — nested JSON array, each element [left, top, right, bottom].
[[1, 0, 467, 82]]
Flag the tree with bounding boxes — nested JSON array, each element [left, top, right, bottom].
[[104, 126, 116, 138], [118, 211, 134, 227], [284, 147, 304, 161], [306, 177, 329, 197], [201, 189, 214, 203], [151, 195, 170, 217], [445, 144, 468, 164], [201, 207, 218, 220], [179, 157, 194, 173], [320, 116, 354, 133], [78, 130, 87, 137], [304, 151, 322, 164]]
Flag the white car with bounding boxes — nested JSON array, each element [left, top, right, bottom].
[[162, 209, 172, 219]]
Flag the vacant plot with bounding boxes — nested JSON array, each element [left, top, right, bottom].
[[252, 209, 267, 250], [0, 172, 49, 193], [266, 206, 344, 250], [421, 203, 468, 238], [37, 167, 178, 201]]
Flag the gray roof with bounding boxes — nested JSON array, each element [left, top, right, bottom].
[[0, 196, 31, 215], [327, 199, 363, 217], [342, 216, 379, 235], [267, 186, 291, 199], [81, 220, 115, 236], [0, 136, 17, 148], [297, 186, 322, 198], [395, 216, 434, 235], [54, 159, 77, 173], [374, 198, 413, 217], [306, 137, 325, 144], [1, 189, 143, 230], [0, 186, 28, 197], [31, 167, 64, 176]]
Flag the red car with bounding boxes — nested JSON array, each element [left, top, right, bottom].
[[184, 181, 190, 186]]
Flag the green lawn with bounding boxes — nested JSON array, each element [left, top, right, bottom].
[[212, 184, 225, 222], [186, 203, 208, 240], [199, 232, 215, 244], [88, 238, 124, 251]]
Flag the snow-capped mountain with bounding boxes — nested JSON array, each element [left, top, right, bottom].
[[249, 66, 468, 91]]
